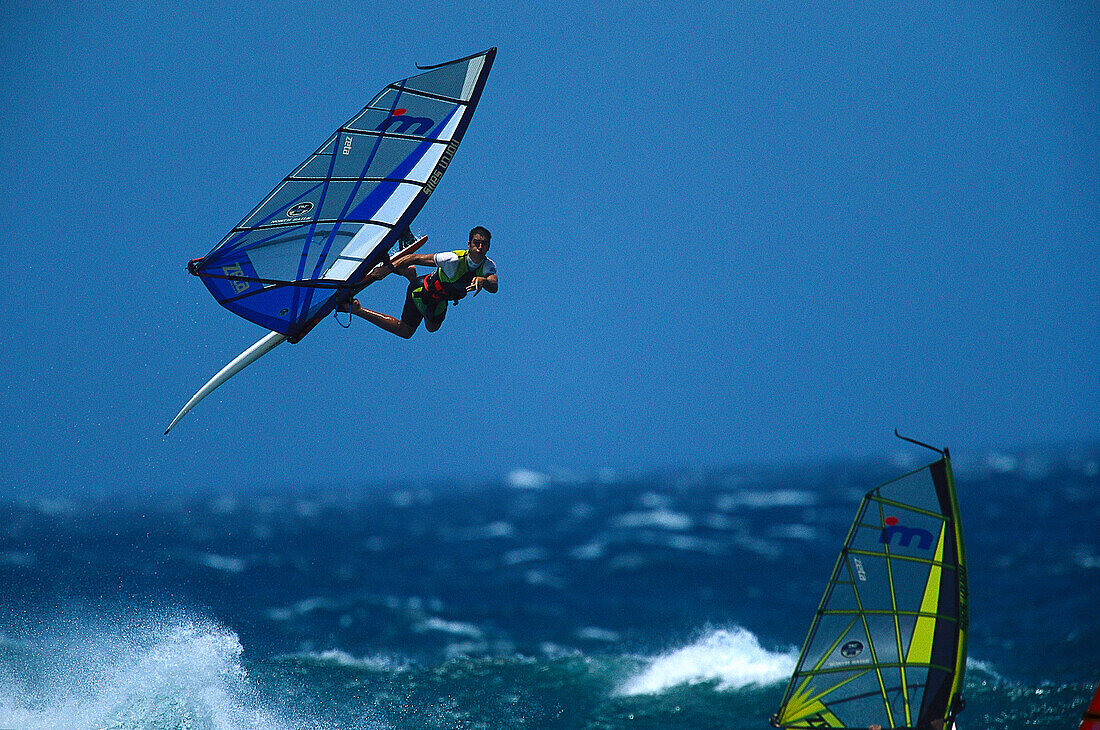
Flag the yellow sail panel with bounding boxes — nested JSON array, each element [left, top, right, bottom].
[[906, 525, 946, 666], [778, 673, 869, 726], [776, 683, 834, 725]]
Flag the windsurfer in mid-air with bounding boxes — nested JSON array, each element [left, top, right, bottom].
[[339, 226, 497, 339]]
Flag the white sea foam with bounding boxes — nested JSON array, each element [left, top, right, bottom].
[[616, 627, 797, 696], [733, 534, 783, 559], [612, 509, 693, 531], [0, 613, 316, 730], [569, 541, 606, 560], [506, 468, 551, 489], [0, 549, 35, 567], [413, 616, 484, 639], [665, 534, 724, 554], [966, 656, 1005, 682], [575, 626, 621, 643], [502, 546, 549, 565], [265, 596, 343, 621], [1072, 546, 1100, 569], [193, 551, 248, 572], [716, 490, 816, 510], [289, 648, 412, 672], [766, 523, 817, 541]]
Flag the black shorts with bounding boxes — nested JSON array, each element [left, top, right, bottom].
[[401, 283, 447, 329]]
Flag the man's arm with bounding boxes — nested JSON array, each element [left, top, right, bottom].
[[469, 273, 497, 295]]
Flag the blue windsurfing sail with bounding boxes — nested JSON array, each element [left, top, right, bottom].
[[188, 48, 496, 343]]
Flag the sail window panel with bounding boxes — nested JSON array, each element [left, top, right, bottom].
[[904, 509, 947, 541], [863, 614, 902, 665], [322, 256, 362, 283], [876, 666, 909, 722], [850, 556, 896, 611], [315, 133, 339, 156], [244, 226, 323, 283], [222, 225, 298, 261], [365, 88, 401, 113], [879, 468, 942, 515], [805, 614, 871, 669], [316, 181, 367, 222], [211, 228, 255, 257], [304, 225, 359, 280], [350, 92, 458, 140], [239, 180, 324, 230], [392, 93, 457, 121], [345, 107, 395, 134], [404, 61, 472, 100], [879, 513, 946, 568], [825, 583, 859, 614], [889, 558, 941, 616], [325, 222, 364, 248], [850, 518, 890, 556], [230, 285, 297, 330], [288, 135, 338, 178], [341, 179, 421, 225], [291, 152, 337, 180], [361, 137, 428, 181], [460, 57, 486, 99], [894, 613, 921, 663], [435, 109, 463, 142], [328, 131, 401, 180], [829, 671, 895, 721]]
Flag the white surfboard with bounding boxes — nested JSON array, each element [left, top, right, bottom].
[[165, 330, 286, 434]]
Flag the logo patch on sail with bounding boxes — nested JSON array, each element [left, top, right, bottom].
[[376, 108, 434, 135], [840, 641, 864, 658], [222, 263, 250, 294], [880, 516, 934, 550]]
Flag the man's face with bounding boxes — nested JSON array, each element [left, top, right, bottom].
[[468, 234, 490, 261]]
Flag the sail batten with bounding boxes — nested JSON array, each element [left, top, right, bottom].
[[773, 451, 968, 729], [188, 48, 496, 342]]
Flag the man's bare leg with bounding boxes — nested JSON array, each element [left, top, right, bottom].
[[342, 299, 414, 339], [363, 262, 418, 285]]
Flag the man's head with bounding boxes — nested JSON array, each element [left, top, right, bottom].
[[468, 226, 491, 262]]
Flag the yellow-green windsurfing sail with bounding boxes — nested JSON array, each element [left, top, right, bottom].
[[772, 442, 967, 729]]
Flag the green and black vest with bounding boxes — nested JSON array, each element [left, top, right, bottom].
[[419, 251, 487, 303]]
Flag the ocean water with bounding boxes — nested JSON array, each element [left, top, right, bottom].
[[1, 444, 1097, 729]]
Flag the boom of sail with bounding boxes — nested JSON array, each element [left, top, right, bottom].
[[772, 443, 968, 730], [188, 48, 496, 343]]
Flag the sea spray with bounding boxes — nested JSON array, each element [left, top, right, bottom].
[[0, 613, 309, 730], [616, 627, 797, 696]]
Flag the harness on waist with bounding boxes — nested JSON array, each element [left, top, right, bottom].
[[419, 251, 485, 304]]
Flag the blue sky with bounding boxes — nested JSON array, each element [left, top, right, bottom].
[[1, 2, 1097, 496]]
